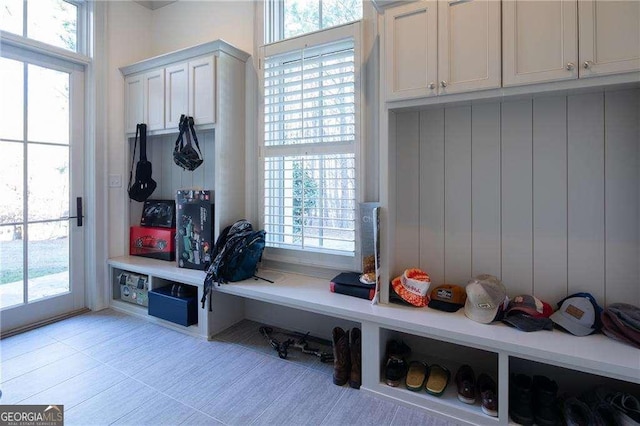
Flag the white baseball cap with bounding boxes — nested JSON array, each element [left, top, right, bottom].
[[464, 275, 507, 324]]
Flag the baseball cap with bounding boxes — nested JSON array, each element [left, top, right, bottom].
[[464, 275, 507, 324], [428, 284, 466, 312], [506, 295, 553, 318], [550, 292, 603, 336], [391, 268, 431, 307]]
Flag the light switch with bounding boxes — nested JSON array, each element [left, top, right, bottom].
[[109, 174, 122, 188]]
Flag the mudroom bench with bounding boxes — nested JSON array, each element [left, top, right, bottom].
[[107, 255, 640, 425]]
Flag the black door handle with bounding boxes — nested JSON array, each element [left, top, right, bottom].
[[66, 197, 84, 227]]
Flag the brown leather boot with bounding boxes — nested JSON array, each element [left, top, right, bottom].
[[332, 327, 350, 386], [349, 327, 361, 389]]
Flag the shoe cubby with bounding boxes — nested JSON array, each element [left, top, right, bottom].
[[111, 267, 150, 310], [509, 356, 640, 405], [377, 327, 500, 423]]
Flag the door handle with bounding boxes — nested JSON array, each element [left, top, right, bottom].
[[61, 197, 84, 227]]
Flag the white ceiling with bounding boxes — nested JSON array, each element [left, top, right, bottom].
[[133, 1, 177, 11]]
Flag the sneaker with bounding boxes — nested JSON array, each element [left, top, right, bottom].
[[510, 374, 534, 426], [563, 397, 595, 426], [477, 374, 498, 417], [593, 402, 622, 426], [455, 365, 476, 404], [609, 392, 640, 425]]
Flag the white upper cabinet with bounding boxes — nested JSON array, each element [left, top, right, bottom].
[[124, 74, 144, 134], [503, 0, 578, 86], [165, 62, 189, 131], [385, 1, 438, 100], [144, 69, 165, 131], [438, 0, 501, 94], [579, 0, 640, 77], [189, 56, 216, 126]]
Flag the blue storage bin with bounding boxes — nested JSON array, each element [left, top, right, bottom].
[[148, 285, 198, 327]]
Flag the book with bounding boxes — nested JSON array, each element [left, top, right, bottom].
[[330, 282, 375, 300], [330, 272, 375, 289]]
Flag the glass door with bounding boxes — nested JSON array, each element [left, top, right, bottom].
[[0, 51, 85, 333]]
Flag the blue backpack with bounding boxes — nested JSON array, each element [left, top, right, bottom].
[[202, 220, 266, 310]]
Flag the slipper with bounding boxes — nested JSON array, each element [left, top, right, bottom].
[[425, 364, 450, 396], [405, 361, 428, 391]]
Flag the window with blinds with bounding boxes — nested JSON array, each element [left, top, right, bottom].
[[263, 35, 357, 257]]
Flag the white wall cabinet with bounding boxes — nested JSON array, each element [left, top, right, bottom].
[[164, 62, 188, 130], [125, 55, 216, 135], [579, 0, 640, 77], [144, 69, 165, 131], [188, 56, 216, 126], [503, 0, 578, 86], [124, 74, 144, 134], [385, 1, 437, 100], [385, 0, 501, 100], [504, 0, 640, 87], [437, 0, 501, 94]]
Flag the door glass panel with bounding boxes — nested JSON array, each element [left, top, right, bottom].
[[27, 0, 78, 52], [0, 224, 24, 309], [0, 0, 23, 36], [0, 141, 24, 226], [1, 57, 24, 141], [27, 221, 69, 302], [28, 64, 69, 144], [28, 144, 69, 222]]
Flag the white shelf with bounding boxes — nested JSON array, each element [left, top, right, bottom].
[[107, 256, 640, 385]]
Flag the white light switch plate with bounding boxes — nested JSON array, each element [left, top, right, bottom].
[[109, 174, 122, 188]]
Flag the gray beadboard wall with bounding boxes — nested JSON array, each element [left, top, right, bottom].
[[128, 129, 216, 225], [392, 88, 640, 307]]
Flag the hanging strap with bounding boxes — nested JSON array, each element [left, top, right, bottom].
[[174, 114, 188, 152], [186, 116, 203, 159], [139, 123, 148, 162], [127, 124, 140, 192]]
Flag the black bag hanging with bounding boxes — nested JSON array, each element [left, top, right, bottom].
[[173, 115, 204, 171], [128, 123, 157, 202]]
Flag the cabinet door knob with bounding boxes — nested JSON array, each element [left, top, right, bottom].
[[583, 60, 593, 69], [428, 82, 435, 90], [440, 80, 448, 88], [566, 62, 575, 71]]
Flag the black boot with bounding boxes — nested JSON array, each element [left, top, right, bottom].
[[349, 327, 361, 389], [332, 327, 351, 386], [533, 375, 560, 426], [510, 374, 534, 425]]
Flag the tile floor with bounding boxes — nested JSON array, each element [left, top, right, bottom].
[[0, 309, 457, 425]]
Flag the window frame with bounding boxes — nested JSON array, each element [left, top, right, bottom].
[[264, 0, 363, 44], [259, 21, 363, 272]]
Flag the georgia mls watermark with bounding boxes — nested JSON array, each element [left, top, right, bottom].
[[0, 405, 63, 426]]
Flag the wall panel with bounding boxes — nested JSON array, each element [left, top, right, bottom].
[[419, 109, 445, 284], [604, 89, 640, 306], [393, 89, 638, 308], [395, 112, 421, 271], [567, 93, 605, 301], [471, 103, 502, 279], [533, 96, 568, 304], [501, 100, 533, 296], [444, 106, 472, 285]]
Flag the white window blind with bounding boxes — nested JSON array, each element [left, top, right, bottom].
[[263, 36, 357, 256]]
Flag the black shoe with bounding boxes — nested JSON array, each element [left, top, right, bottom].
[[510, 374, 534, 425], [533, 375, 560, 426], [563, 397, 596, 426], [384, 340, 410, 387]]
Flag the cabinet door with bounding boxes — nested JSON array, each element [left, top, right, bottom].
[[579, 0, 640, 77], [124, 74, 144, 134], [438, 0, 501, 94], [144, 69, 165, 131], [503, 0, 578, 86], [189, 56, 216, 125], [165, 62, 189, 130], [385, 1, 438, 101]]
